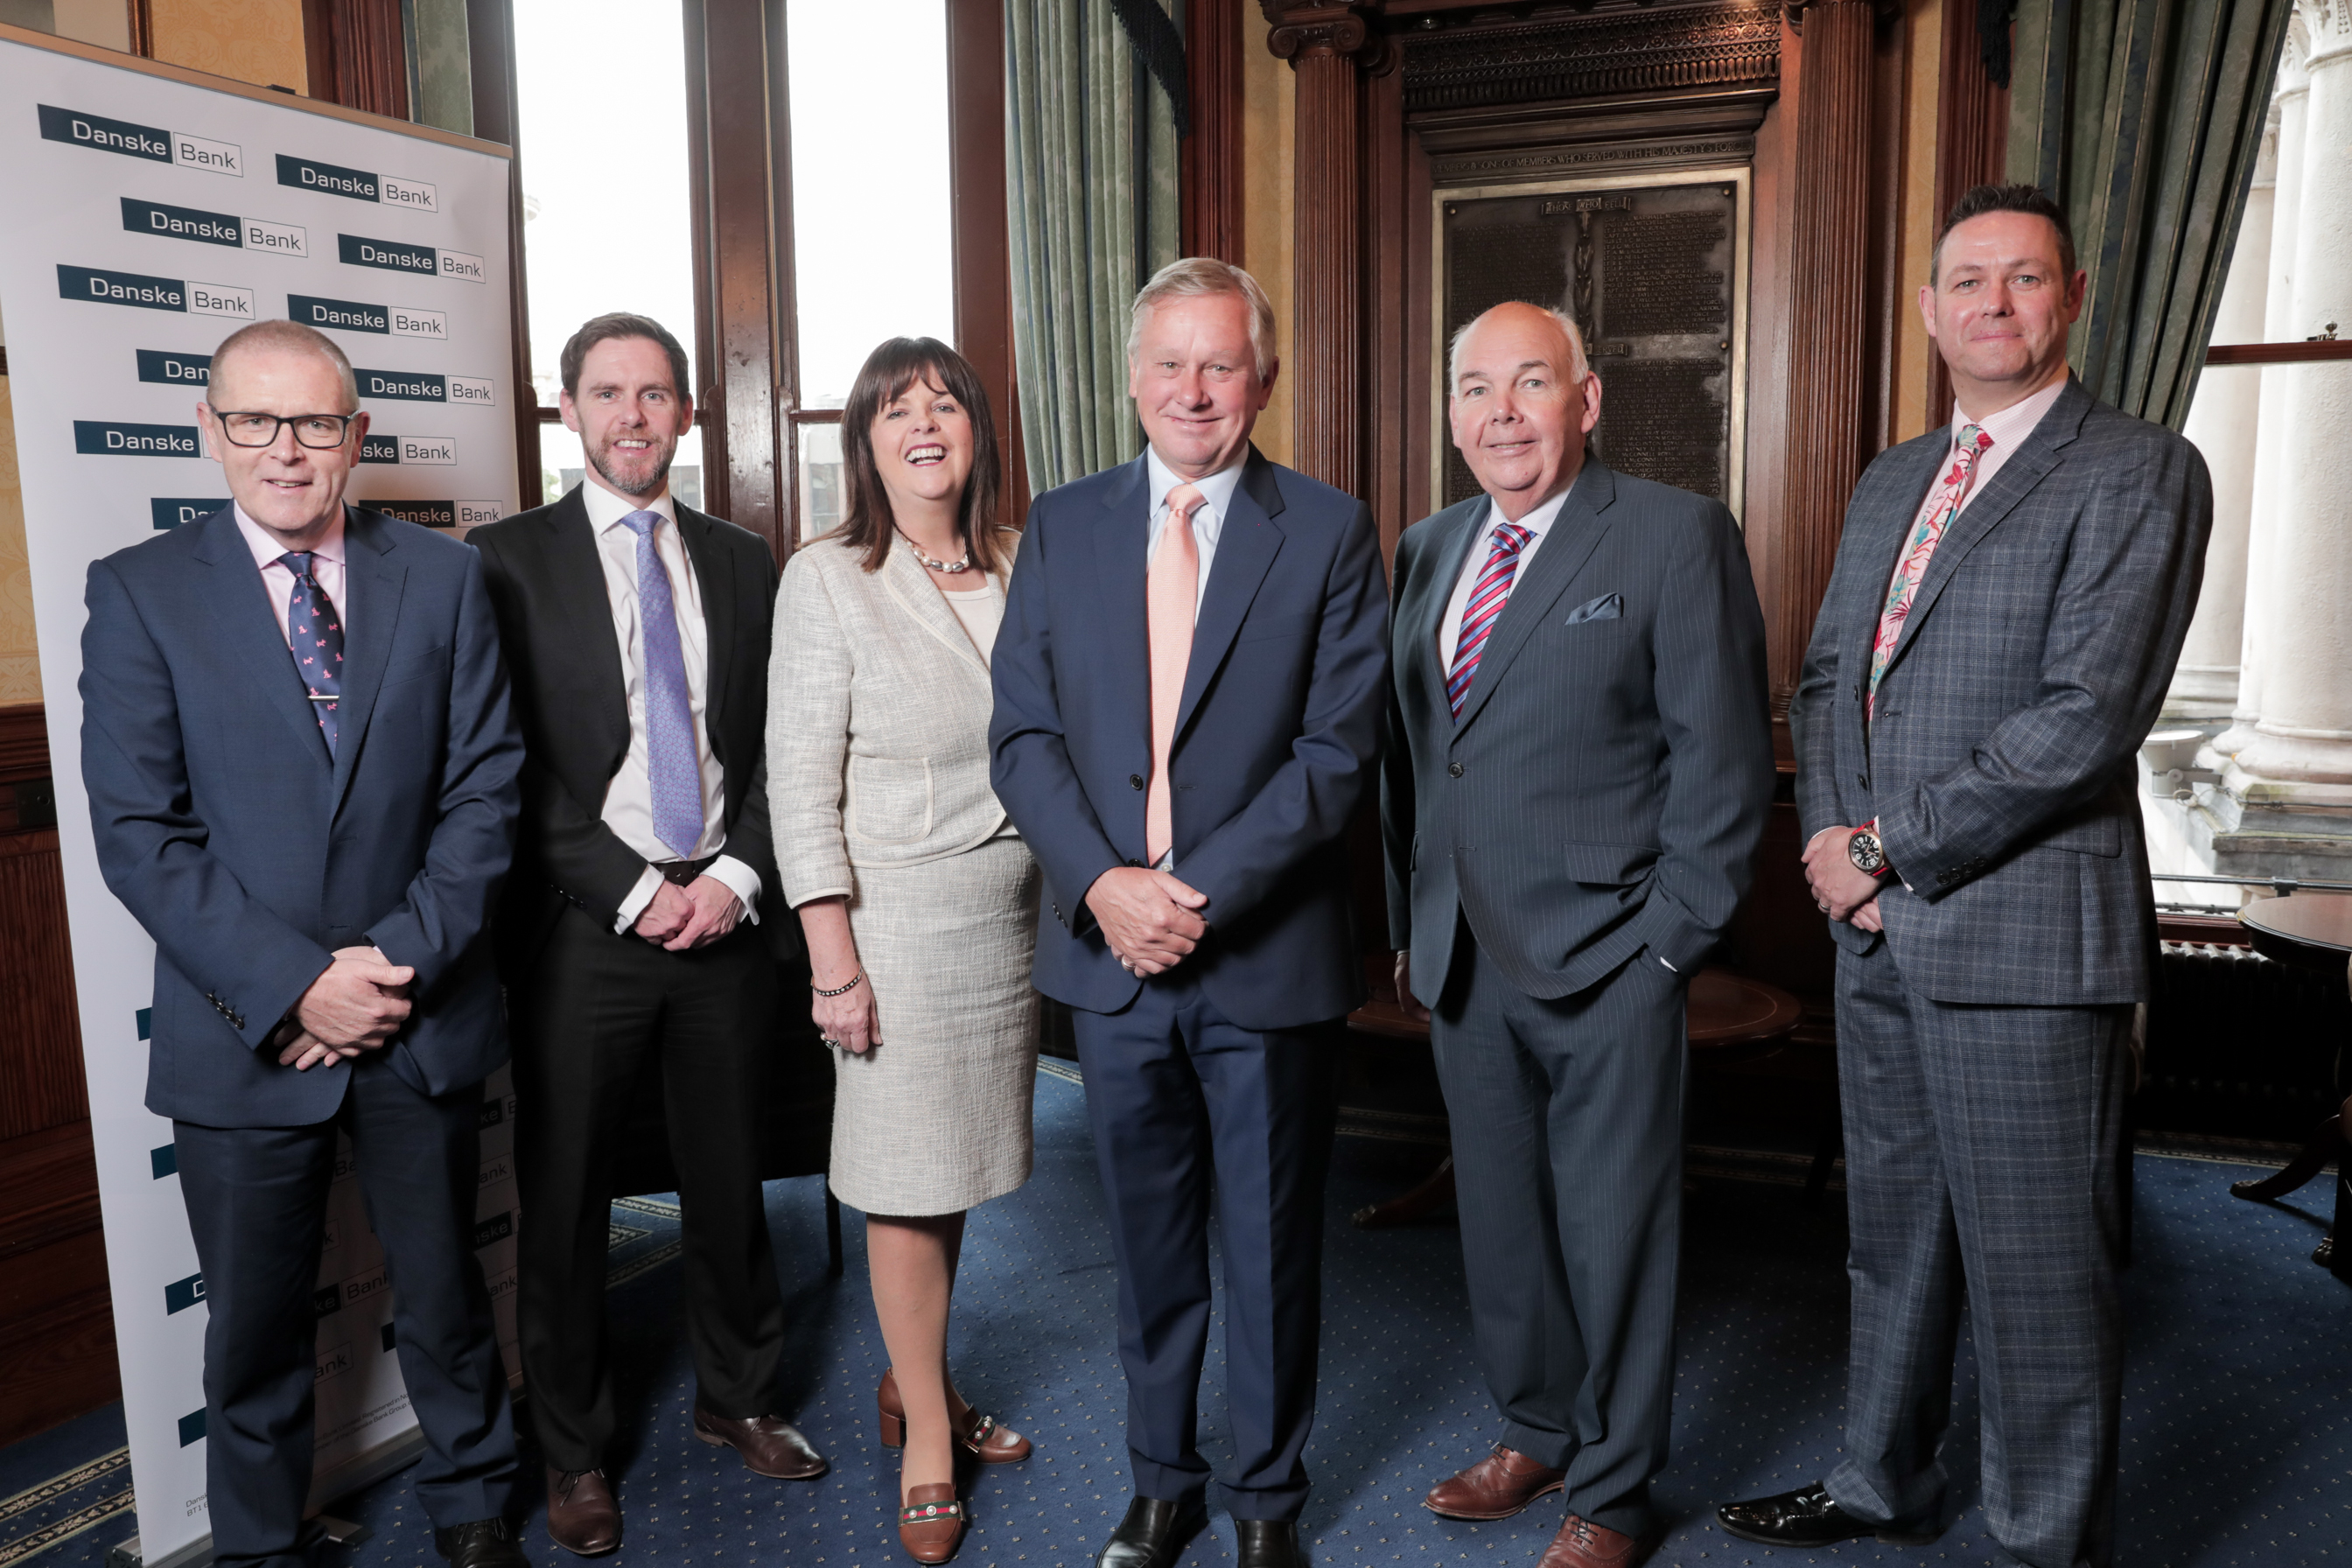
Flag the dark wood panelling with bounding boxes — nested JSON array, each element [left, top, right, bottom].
[[463, 0, 543, 503], [0, 704, 46, 781], [948, 0, 1026, 530], [0, 704, 113, 1446], [0, 830, 84, 1143], [1926, 0, 2010, 424], [1769, 0, 1886, 718], [685, 0, 787, 556], [1267, 4, 1387, 495], [1395, 1, 1783, 115], [1186, 0, 1250, 263], [0, 1225, 117, 1449], [301, 0, 411, 120], [0, 1122, 103, 1264]]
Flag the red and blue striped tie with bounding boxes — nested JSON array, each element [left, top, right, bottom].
[[1446, 521, 1535, 720]]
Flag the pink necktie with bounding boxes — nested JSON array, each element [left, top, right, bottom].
[[1868, 424, 1992, 719], [1146, 484, 1203, 867], [1445, 521, 1535, 721]]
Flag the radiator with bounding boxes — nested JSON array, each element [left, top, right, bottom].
[[2140, 942, 2349, 1141]]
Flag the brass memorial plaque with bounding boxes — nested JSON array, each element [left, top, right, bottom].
[[1434, 169, 1749, 514]]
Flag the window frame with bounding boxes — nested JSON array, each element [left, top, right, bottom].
[[485, 0, 1015, 560]]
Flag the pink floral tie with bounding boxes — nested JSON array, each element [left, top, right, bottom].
[[1868, 424, 1992, 719]]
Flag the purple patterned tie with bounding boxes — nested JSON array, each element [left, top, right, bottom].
[[1446, 521, 1535, 720], [277, 552, 344, 756], [619, 511, 704, 858]]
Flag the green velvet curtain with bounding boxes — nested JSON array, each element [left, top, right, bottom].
[[2006, 0, 2294, 428], [1004, 0, 1182, 497]]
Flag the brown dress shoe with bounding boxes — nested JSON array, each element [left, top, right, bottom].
[[898, 1480, 967, 1564], [544, 1466, 620, 1558], [878, 1368, 1034, 1463], [1538, 1514, 1648, 1568], [693, 1402, 830, 1478], [1423, 1444, 1566, 1521]]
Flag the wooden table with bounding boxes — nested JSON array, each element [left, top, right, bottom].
[[2230, 895, 2352, 1280], [1344, 969, 1803, 1228], [2241, 892, 2352, 975]]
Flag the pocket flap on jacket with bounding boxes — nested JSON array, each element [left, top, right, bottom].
[[2038, 815, 2123, 857], [1562, 840, 1659, 885]]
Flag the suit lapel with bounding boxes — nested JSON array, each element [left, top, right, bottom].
[[1415, 499, 1488, 701], [1174, 450, 1285, 739], [1877, 380, 2088, 682], [1091, 454, 1154, 748], [676, 505, 735, 738], [879, 540, 991, 681], [192, 508, 333, 768], [1451, 463, 1617, 738], [545, 489, 633, 761], [329, 508, 407, 814]]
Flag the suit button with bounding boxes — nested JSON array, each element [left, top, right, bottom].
[[1448, 762, 1465, 778], [1129, 774, 1144, 790], [1857, 772, 1870, 789]]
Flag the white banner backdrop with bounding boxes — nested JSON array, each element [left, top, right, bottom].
[[0, 26, 523, 1567]]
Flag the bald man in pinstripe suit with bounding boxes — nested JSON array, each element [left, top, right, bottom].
[[1380, 302, 1774, 1568]]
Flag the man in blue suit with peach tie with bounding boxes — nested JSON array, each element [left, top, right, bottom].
[[80, 320, 528, 1568], [990, 258, 1390, 1568]]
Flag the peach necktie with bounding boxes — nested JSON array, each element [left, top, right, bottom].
[[1145, 483, 1204, 866]]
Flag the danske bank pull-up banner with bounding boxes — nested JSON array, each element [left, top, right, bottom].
[[0, 27, 524, 1568]]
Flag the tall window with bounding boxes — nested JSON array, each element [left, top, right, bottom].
[[785, 1, 955, 539], [512, 0, 704, 508]]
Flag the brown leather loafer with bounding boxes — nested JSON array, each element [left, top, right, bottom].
[[1538, 1514, 1648, 1568], [1423, 1444, 1566, 1520], [543, 1466, 620, 1558], [693, 1402, 829, 1479], [878, 1368, 1034, 1463], [898, 1481, 967, 1564]]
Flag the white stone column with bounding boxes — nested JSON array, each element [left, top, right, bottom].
[[2212, 15, 2309, 758], [2166, 121, 2274, 720], [2235, 1, 2352, 793]]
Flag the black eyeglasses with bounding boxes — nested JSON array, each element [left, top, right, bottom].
[[208, 410, 360, 449]]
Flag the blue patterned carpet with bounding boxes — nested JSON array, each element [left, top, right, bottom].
[[6, 1066, 2346, 1568]]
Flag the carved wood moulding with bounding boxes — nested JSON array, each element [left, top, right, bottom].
[[1396, 2, 1782, 116], [1430, 134, 1757, 187]]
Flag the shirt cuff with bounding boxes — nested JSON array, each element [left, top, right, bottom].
[[704, 855, 763, 925], [612, 865, 664, 935]]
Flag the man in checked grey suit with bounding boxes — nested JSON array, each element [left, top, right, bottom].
[[1717, 186, 2210, 1568], [1382, 301, 1774, 1568]]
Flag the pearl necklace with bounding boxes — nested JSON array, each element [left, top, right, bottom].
[[898, 528, 970, 574]]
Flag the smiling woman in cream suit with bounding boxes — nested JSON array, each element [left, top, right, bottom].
[[767, 338, 1036, 1564]]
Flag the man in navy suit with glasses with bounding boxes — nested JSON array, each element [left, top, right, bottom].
[[80, 319, 528, 1568]]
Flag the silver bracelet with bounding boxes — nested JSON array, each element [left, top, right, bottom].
[[810, 967, 865, 998]]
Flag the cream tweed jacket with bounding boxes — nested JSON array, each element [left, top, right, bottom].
[[767, 530, 1016, 906]]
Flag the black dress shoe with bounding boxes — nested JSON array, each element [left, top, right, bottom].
[[1096, 1496, 1203, 1568], [436, 1517, 531, 1567], [1236, 1519, 1305, 1568], [1716, 1483, 1937, 1548]]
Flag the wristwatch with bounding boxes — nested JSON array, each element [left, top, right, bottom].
[[1847, 826, 1892, 878]]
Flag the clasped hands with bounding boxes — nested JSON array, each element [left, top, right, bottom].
[[1803, 826, 1885, 933], [633, 874, 743, 951], [276, 946, 415, 1071], [1087, 866, 1209, 977]]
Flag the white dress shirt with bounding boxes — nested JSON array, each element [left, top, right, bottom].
[[1436, 477, 1578, 668], [1144, 446, 1246, 620], [579, 479, 761, 933], [235, 504, 346, 645]]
